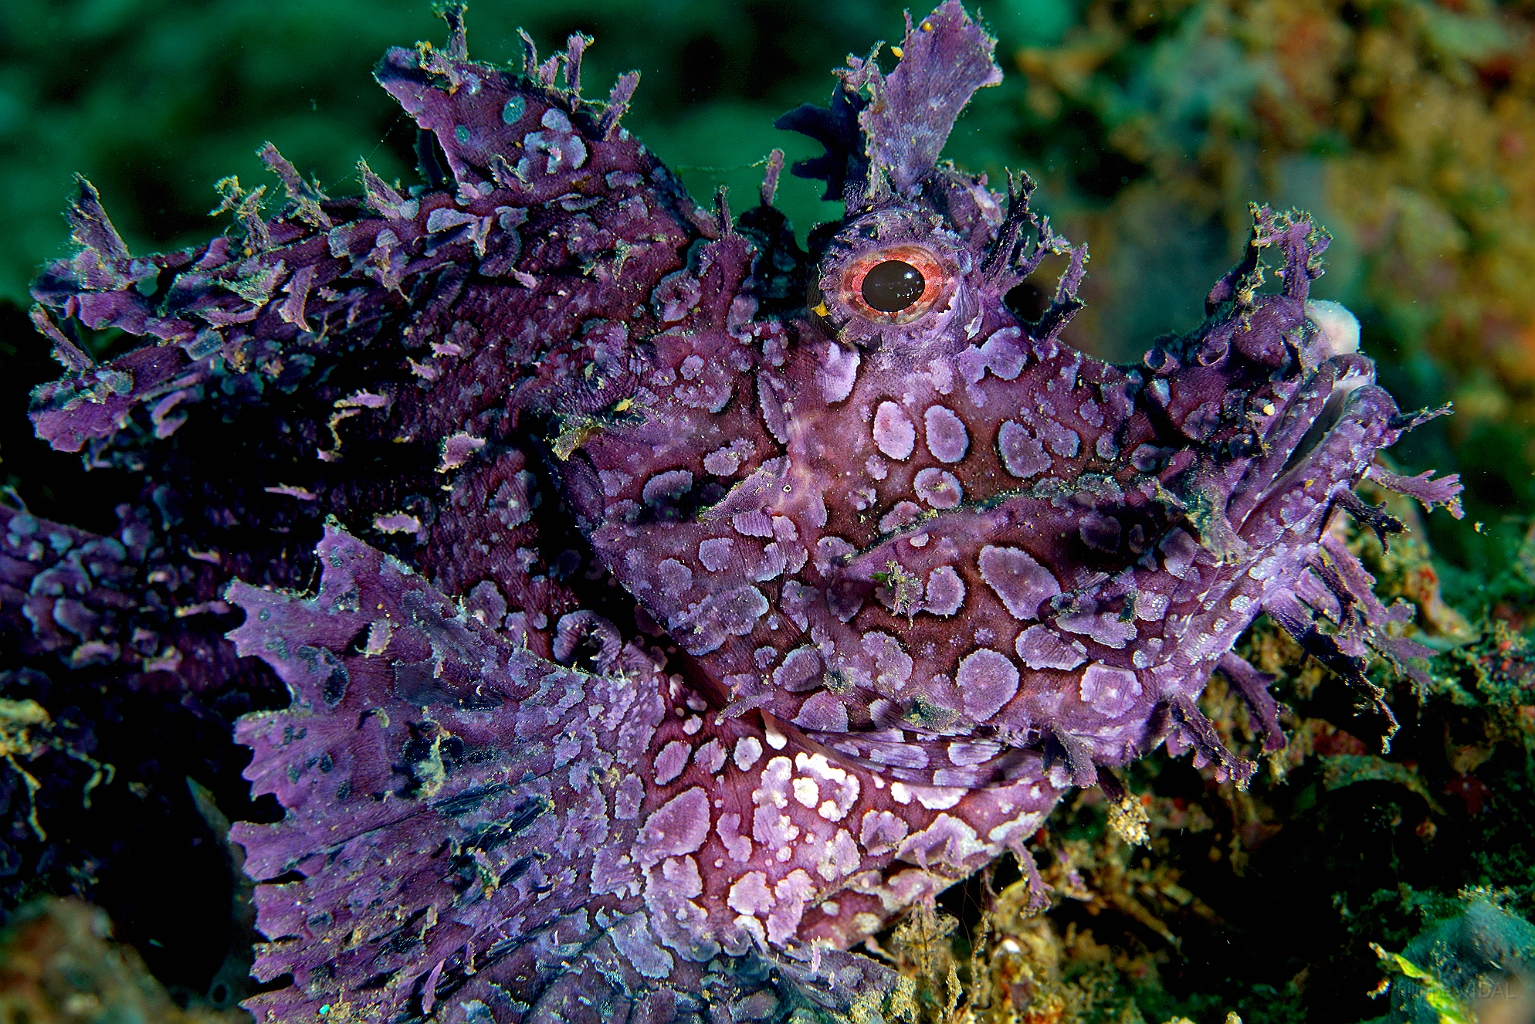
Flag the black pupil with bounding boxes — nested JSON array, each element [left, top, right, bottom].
[[861, 260, 925, 313]]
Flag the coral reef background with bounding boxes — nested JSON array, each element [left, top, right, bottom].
[[1, 1, 1533, 1022]]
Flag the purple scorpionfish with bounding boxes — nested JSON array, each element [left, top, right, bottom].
[[5, 3, 1463, 1021]]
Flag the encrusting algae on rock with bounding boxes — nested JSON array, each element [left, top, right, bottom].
[[0, 2, 1471, 1020]]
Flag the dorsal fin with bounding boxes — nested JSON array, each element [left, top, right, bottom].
[[776, 2, 1000, 208]]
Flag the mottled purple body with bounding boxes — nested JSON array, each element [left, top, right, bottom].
[[6, 3, 1462, 1022]]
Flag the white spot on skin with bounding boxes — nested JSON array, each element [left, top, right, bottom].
[[773, 646, 822, 691], [1079, 663, 1143, 718], [734, 736, 763, 771], [958, 328, 1026, 382], [698, 537, 734, 572], [654, 740, 691, 786], [794, 751, 860, 819], [703, 446, 742, 476], [607, 913, 671, 978], [793, 692, 849, 732], [924, 566, 965, 616], [807, 489, 828, 529], [897, 812, 984, 868], [614, 774, 644, 820], [913, 786, 966, 811], [753, 542, 788, 582], [767, 869, 815, 944], [913, 468, 962, 509], [760, 758, 793, 809], [873, 401, 916, 460], [727, 871, 776, 917], [657, 558, 693, 598], [979, 545, 1062, 620], [717, 812, 752, 862], [815, 829, 861, 882], [860, 809, 909, 854], [752, 758, 801, 853], [734, 913, 768, 947], [1015, 625, 1088, 670], [764, 720, 788, 749], [890, 782, 912, 805], [820, 343, 861, 402], [695, 738, 726, 774], [926, 358, 954, 394], [781, 578, 816, 629], [598, 469, 632, 496], [948, 740, 1000, 767], [1078, 511, 1121, 552], [1137, 591, 1171, 620], [998, 420, 1050, 478], [634, 787, 711, 868], [732, 510, 774, 537], [923, 405, 970, 463], [863, 632, 914, 690], [878, 500, 924, 534], [1162, 529, 1199, 578], [590, 847, 639, 897], [673, 584, 769, 655], [989, 809, 1046, 847], [792, 777, 820, 808], [956, 648, 1020, 721], [642, 470, 693, 507], [1040, 418, 1080, 457], [1058, 604, 1138, 649]]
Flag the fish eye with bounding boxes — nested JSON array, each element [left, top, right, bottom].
[[828, 245, 949, 326], [862, 260, 926, 312]]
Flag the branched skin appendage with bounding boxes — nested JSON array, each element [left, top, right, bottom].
[[8, 2, 1464, 1022]]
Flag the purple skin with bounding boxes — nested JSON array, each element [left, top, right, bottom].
[[5, 2, 1465, 1021]]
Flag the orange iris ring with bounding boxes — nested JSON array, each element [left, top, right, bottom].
[[832, 245, 952, 325]]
